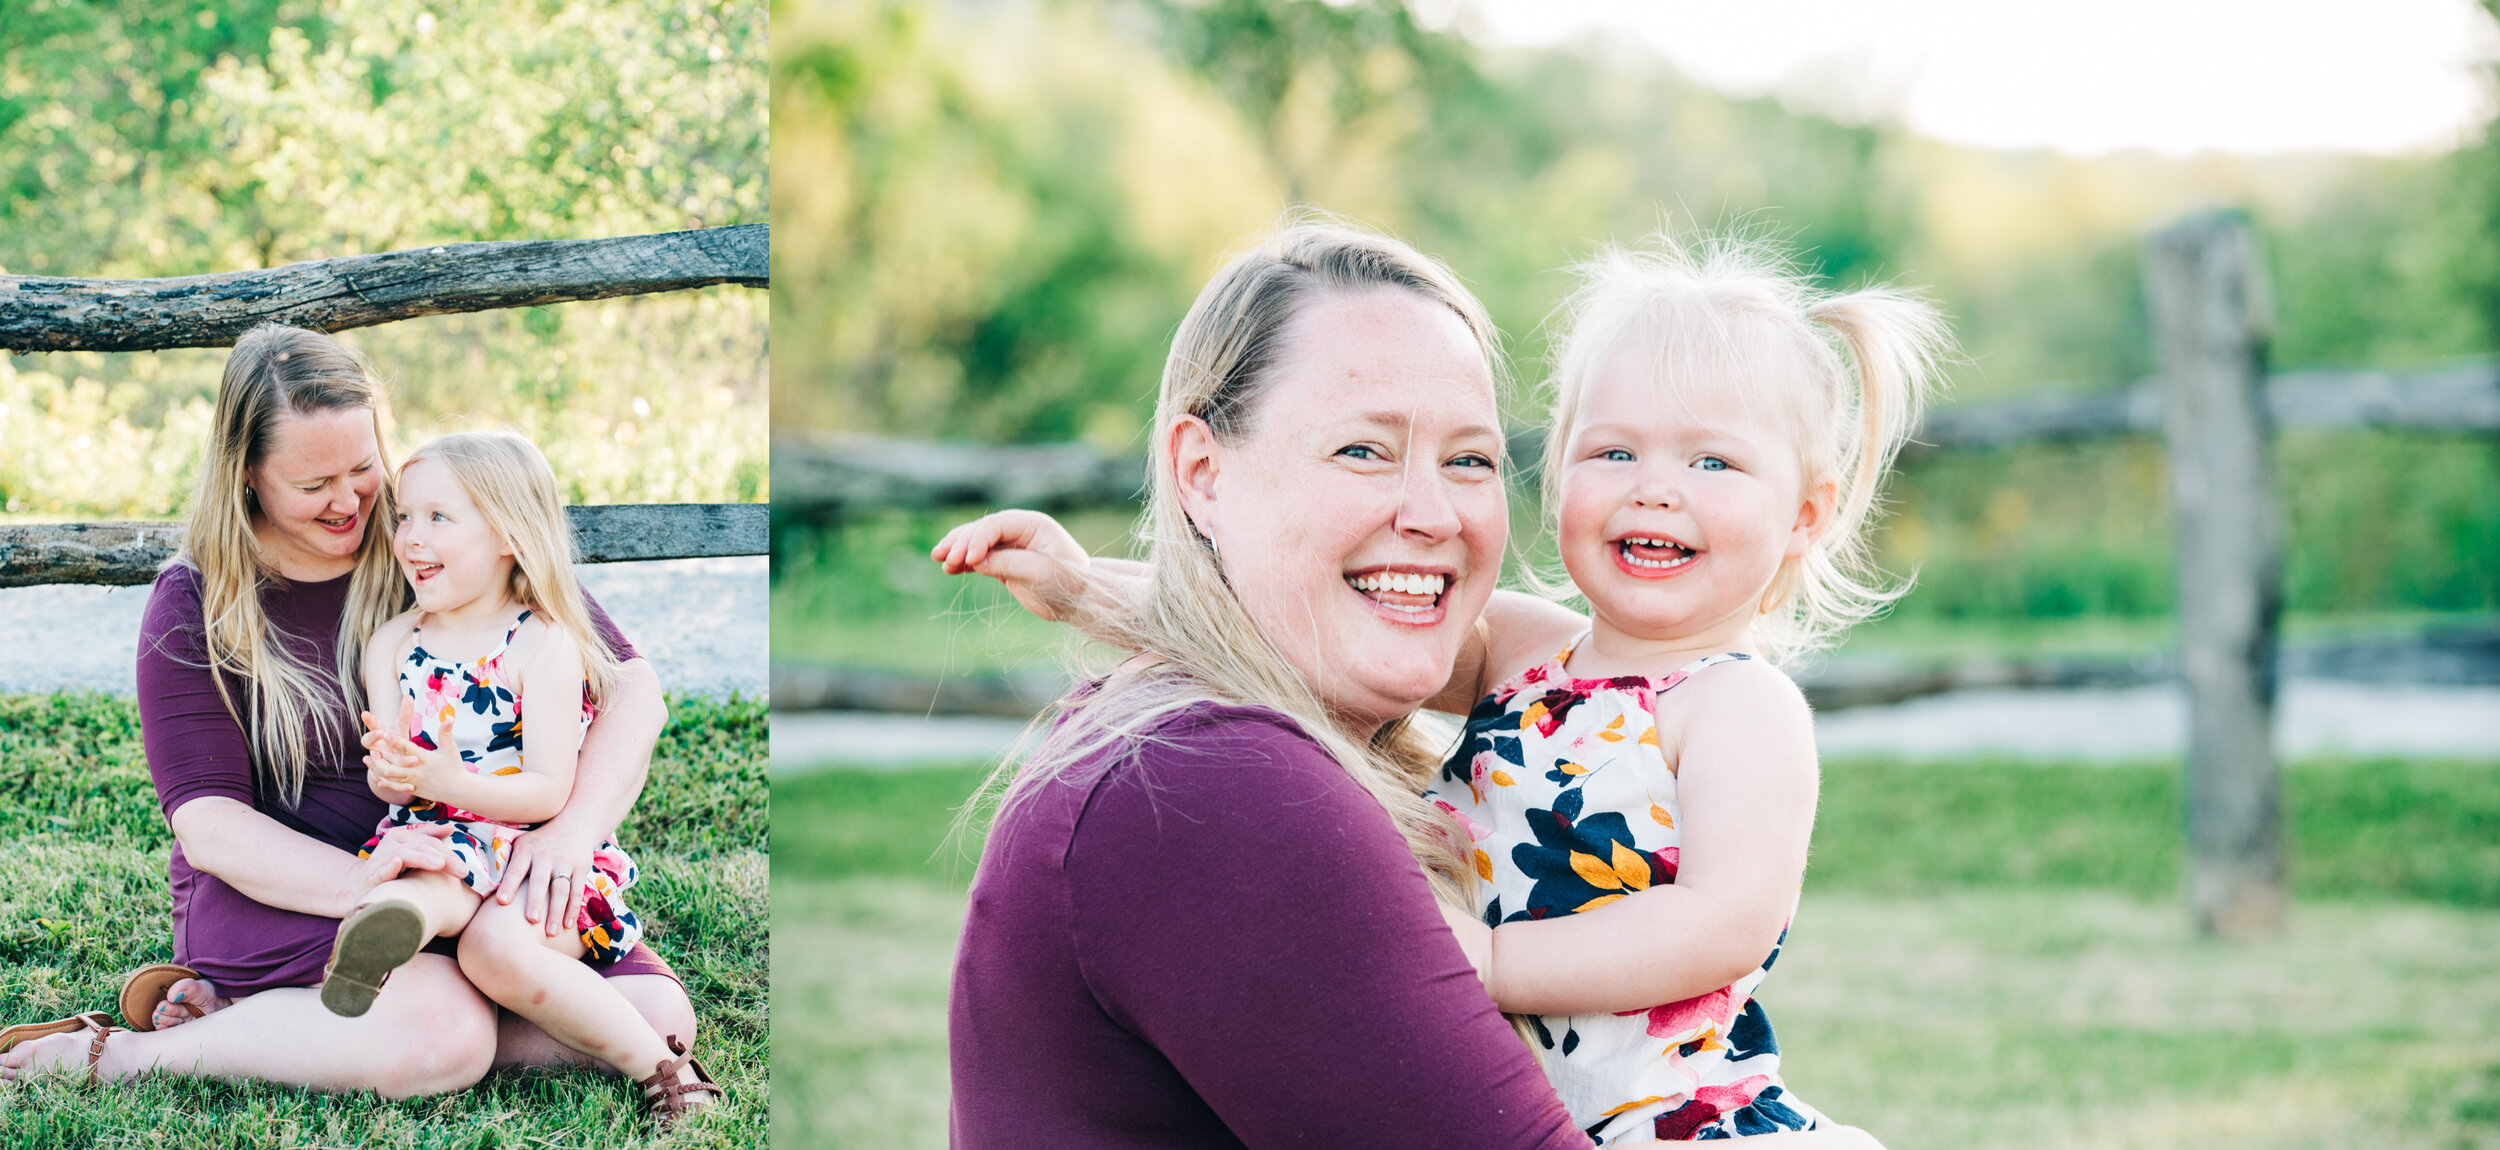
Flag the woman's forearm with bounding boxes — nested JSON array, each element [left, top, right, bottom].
[[169, 796, 367, 918], [549, 657, 663, 837]]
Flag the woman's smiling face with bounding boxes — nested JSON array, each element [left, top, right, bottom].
[[1175, 287, 1508, 731], [247, 406, 384, 581]]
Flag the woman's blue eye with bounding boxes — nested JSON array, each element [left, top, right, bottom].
[[1338, 445, 1381, 460], [1696, 456, 1729, 471], [1449, 453, 1496, 470]]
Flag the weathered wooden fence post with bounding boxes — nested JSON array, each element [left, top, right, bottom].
[[2147, 209, 2284, 937]]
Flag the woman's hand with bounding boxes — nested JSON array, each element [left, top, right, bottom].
[[495, 818, 599, 937], [354, 822, 468, 891], [931, 509, 1093, 622]]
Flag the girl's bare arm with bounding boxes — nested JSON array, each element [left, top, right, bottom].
[[1452, 660, 1820, 1015], [398, 626, 583, 825]]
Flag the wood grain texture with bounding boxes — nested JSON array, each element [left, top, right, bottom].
[[0, 225, 765, 353], [2149, 209, 2286, 938], [1, 503, 764, 587]]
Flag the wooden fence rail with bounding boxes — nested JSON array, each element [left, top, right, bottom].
[[0, 224, 766, 353], [771, 357, 2500, 519], [0, 503, 766, 588]]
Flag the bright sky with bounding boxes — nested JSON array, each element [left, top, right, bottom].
[[1453, 0, 2500, 156]]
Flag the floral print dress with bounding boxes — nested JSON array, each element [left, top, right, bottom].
[[358, 610, 643, 963], [1425, 639, 1821, 1144]]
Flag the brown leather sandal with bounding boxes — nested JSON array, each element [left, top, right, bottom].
[[635, 1034, 725, 1128], [0, 1011, 117, 1083], [119, 963, 205, 1032]]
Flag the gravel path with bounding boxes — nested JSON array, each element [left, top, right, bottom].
[[771, 679, 2500, 773], [0, 556, 765, 698]]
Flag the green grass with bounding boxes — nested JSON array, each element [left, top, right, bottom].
[[773, 757, 2500, 1149], [0, 691, 768, 1149]]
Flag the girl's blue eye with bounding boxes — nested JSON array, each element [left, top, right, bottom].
[[1696, 456, 1729, 471], [1599, 448, 1634, 463]]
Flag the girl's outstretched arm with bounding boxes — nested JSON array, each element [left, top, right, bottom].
[[1450, 659, 1821, 1015], [937, 510, 1588, 713]]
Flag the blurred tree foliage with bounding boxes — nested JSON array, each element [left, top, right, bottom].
[[778, 0, 2499, 622], [0, 0, 767, 516]]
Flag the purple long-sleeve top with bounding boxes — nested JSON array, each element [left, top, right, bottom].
[[949, 700, 1589, 1149], [136, 561, 672, 995]]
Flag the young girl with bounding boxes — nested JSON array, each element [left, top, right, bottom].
[[935, 232, 1945, 1145], [331, 429, 721, 1125]]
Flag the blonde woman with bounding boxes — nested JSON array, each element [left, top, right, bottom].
[[0, 324, 694, 1099], [930, 221, 1587, 1146]]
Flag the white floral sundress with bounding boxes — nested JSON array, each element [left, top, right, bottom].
[[358, 610, 643, 963], [1424, 638, 1822, 1144]]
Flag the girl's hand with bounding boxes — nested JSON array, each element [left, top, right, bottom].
[[359, 709, 466, 799], [931, 509, 1092, 622]]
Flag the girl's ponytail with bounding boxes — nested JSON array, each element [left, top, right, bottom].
[[1794, 288, 1951, 646]]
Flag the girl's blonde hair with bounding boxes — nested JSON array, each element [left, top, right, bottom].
[[400, 430, 623, 707], [984, 217, 1499, 905], [183, 323, 408, 807], [1542, 231, 1952, 661]]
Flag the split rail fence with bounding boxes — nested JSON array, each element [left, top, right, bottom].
[[0, 224, 770, 581], [775, 209, 2500, 937]]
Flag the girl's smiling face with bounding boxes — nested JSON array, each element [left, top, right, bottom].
[[1557, 341, 1833, 653], [1175, 287, 1509, 731], [247, 407, 384, 581], [393, 457, 515, 615]]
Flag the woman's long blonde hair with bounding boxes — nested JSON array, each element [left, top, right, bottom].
[[1540, 231, 1954, 661], [401, 430, 622, 706], [982, 218, 1499, 905], [183, 323, 408, 806]]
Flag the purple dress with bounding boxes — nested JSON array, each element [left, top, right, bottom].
[[136, 561, 674, 996], [949, 699, 1589, 1149]]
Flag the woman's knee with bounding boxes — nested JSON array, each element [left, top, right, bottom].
[[612, 973, 698, 1048], [371, 956, 497, 1098]]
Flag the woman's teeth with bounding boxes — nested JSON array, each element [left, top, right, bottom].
[[1348, 571, 1446, 596], [1620, 537, 1696, 569]]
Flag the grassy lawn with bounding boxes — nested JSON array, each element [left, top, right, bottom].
[[773, 757, 2500, 1149], [0, 691, 768, 1149]]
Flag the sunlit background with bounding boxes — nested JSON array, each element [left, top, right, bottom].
[[771, 1, 2500, 1147]]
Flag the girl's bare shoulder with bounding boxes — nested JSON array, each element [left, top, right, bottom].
[[366, 608, 423, 655]]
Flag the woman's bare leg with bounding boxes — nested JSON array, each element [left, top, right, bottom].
[[0, 954, 496, 1100]]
